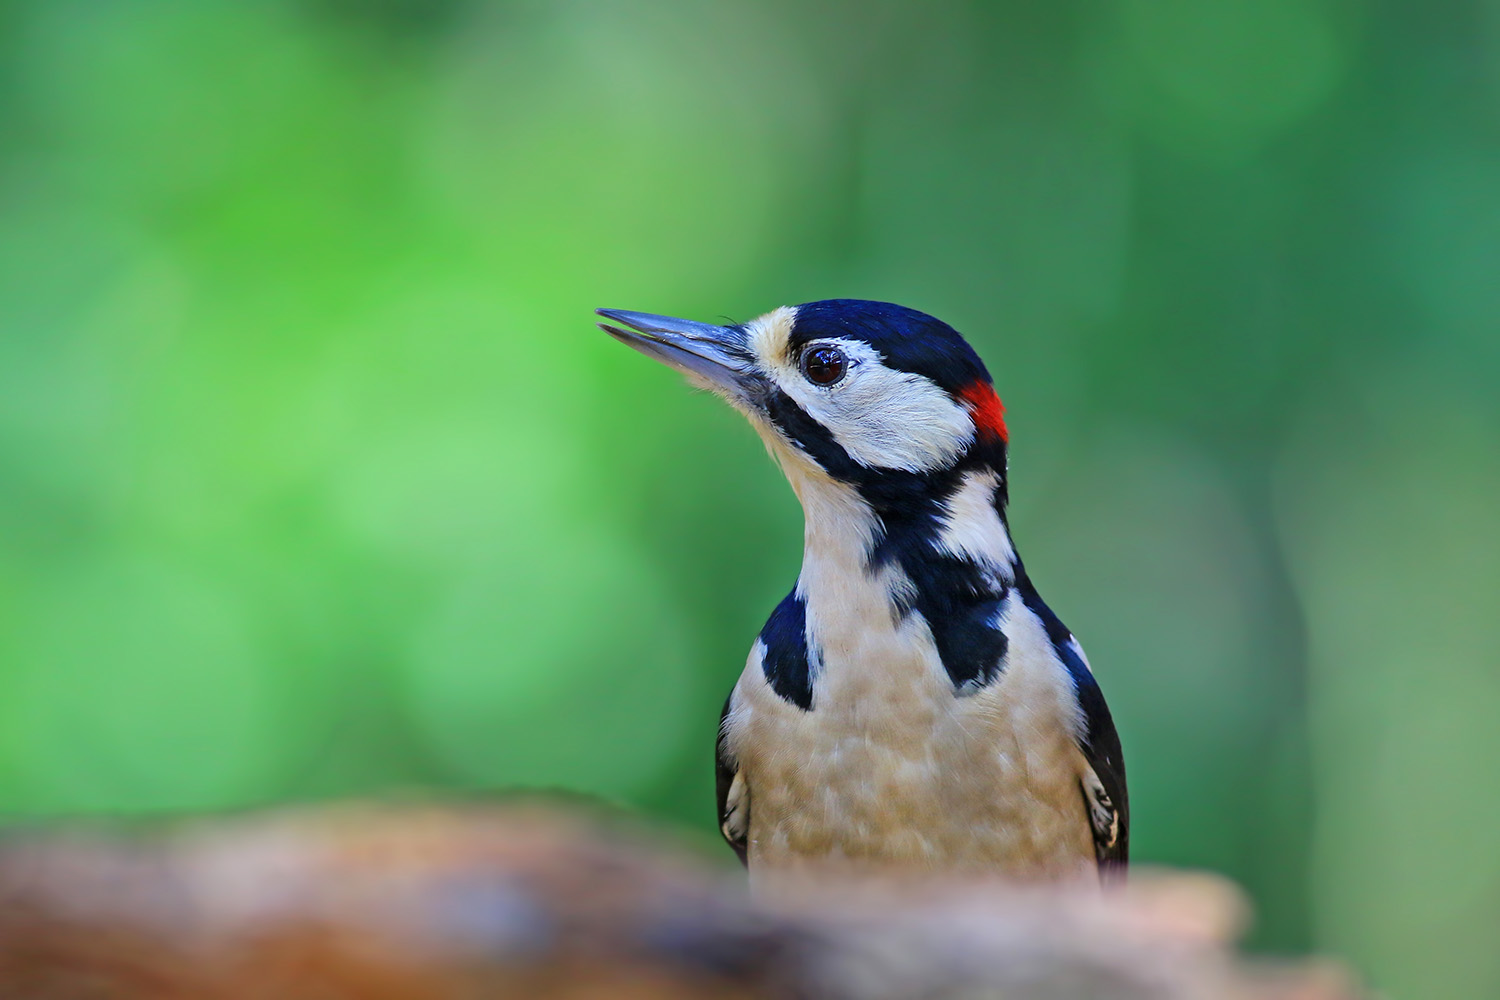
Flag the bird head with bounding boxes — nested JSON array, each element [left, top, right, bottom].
[[597, 300, 1010, 523]]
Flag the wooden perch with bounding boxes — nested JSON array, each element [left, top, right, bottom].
[[0, 802, 1358, 999]]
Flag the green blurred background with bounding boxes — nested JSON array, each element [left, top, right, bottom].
[[1, 0, 1497, 994]]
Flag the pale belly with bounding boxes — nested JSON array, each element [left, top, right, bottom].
[[729, 627, 1097, 883]]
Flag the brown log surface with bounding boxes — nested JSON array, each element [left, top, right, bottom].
[[0, 802, 1359, 999]]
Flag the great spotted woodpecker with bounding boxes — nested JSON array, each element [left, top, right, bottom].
[[597, 300, 1127, 884]]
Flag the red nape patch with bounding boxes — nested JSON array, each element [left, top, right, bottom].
[[959, 381, 1008, 443]]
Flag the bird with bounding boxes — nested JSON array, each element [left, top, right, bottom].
[[596, 300, 1126, 885]]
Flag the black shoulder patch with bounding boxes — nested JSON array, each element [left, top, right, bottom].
[[760, 591, 815, 710], [1016, 570, 1129, 873]]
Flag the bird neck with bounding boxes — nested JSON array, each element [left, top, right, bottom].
[[791, 457, 1017, 639]]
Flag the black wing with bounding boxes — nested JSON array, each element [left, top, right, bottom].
[[715, 690, 749, 866], [1072, 663, 1129, 874], [1017, 574, 1129, 875]]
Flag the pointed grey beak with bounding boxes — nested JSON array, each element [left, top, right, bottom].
[[596, 309, 756, 396]]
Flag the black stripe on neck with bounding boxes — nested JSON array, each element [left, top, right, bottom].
[[876, 473, 1012, 694]]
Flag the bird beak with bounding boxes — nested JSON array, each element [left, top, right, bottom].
[[596, 309, 757, 398]]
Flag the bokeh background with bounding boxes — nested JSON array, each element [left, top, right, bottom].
[[1, 0, 1497, 995]]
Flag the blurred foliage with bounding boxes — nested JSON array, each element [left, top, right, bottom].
[[0, 1, 1496, 997]]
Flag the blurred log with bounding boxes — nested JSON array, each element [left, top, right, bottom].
[[0, 802, 1359, 1000]]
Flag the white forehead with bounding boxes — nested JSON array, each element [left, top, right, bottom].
[[742, 306, 975, 474], [745, 305, 799, 362]]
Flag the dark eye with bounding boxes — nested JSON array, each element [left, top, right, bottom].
[[800, 345, 848, 386]]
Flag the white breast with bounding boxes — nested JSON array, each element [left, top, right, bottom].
[[724, 571, 1096, 885]]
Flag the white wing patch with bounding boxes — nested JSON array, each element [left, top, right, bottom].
[[1082, 767, 1120, 855]]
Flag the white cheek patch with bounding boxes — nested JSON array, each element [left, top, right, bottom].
[[934, 468, 1016, 581], [741, 306, 976, 474], [802, 348, 974, 472]]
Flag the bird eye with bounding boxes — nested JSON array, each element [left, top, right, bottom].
[[800, 346, 848, 386]]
